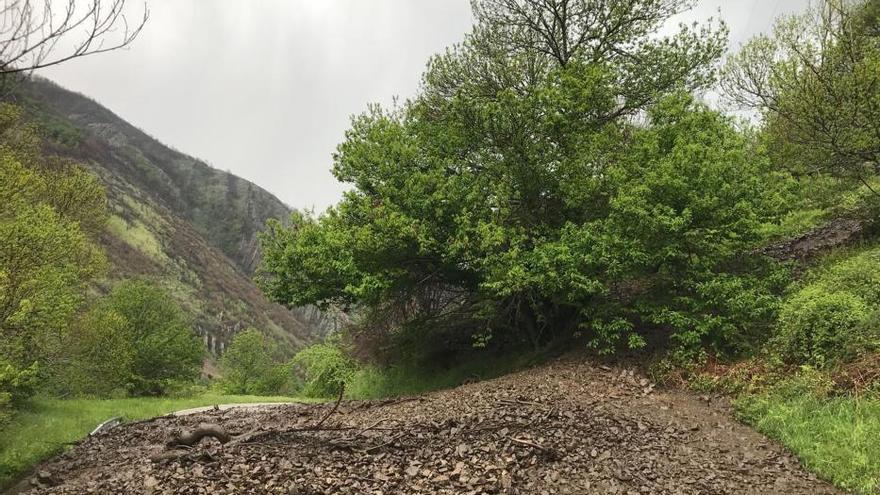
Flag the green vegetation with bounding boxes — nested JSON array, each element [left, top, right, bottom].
[[58, 280, 204, 397], [256, 1, 880, 493], [0, 103, 108, 423], [218, 329, 294, 395], [106, 214, 167, 261], [291, 343, 357, 398], [0, 394, 303, 490], [736, 374, 880, 494], [259, 0, 784, 361], [706, 243, 880, 493], [724, 0, 880, 186]]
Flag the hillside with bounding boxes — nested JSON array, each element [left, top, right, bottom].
[[12, 76, 327, 356]]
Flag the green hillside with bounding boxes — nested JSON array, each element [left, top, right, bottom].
[[12, 77, 327, 355]]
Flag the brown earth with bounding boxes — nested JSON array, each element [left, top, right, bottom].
[[22, 359, 840, 495]]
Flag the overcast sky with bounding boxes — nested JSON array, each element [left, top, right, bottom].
[[38, 0, 810, 212]]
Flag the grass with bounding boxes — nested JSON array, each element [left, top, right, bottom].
[[106, 214, 167, 262], [0, 393, 308, 490], [735, 389, 880, 494]]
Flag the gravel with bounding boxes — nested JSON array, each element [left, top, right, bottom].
[[23, 358, 840, 494]]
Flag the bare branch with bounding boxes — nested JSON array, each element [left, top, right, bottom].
[[0, 0, 148, 76]]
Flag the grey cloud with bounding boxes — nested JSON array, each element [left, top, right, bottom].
[[39, 0, 808, 212]]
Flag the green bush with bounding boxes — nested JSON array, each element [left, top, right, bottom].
[[291, 343, 356, 398], [55, 280, 203, 397], [105, 280, 204, 396], [219, 329, 293, 395], [0, 359, 38, 426], [807, 247, 880, 304], [60, 306, 135, 397], [775, 287, 874, 368]]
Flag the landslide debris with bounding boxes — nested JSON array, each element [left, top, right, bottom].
[[23, 359, 839, 494]]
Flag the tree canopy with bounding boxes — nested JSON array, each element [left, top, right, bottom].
[[723, 0, 880, 189], [259, 0, 785, 359]]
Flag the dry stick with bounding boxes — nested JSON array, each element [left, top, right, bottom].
[[497, 398, 551, 410], [351, 418, 389, 438], [312, 383, 345, 430], [362, 432, 407, 453], [509, 437, 550, 452]]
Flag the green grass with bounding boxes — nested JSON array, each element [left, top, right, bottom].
[[106, 214, 167, 261], [0, 394, 308, 490], [735, 390, 880, 494]]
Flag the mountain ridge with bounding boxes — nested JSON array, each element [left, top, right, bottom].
[[14, 76, 326, 357]]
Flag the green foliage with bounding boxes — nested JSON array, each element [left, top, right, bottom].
[[724, 0, 880, 188], [61, 307, 135, 398], [259, 0, 783, 360], [58, 280, 204, 397], [263, 95, 784, 358], [102, 280, 203, 396], [775, 288, 873, 368], [735, 373, 880, 494], [0, 103, 107, 408], [0, 359, 38, 426], [219, 328, 293, 395], [291, 343, 356, 398], [772, 245, 880, 368]]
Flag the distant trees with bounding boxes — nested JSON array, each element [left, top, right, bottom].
[[724, 0, 880, 189], [60, 280, 203, 397], [219, 328, 291, 396], [259, 0, 784, 360], [0, 0, 148, 76]]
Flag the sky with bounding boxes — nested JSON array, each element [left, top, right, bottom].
[[38, 0, 810, 212]]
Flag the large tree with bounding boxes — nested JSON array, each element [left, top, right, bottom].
[[261, 0, 780, 358], [723, 0, 880, 190]]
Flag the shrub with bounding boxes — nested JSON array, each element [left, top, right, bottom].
[[0, 359, 38, 426], [808, 247, 880, 304], [60, 306, 135, 397], [291, 343, 356, 398], [59, 280, 204, 397], [106, 280, 203, 395], [775, 287, 873, 368], [219, 329, 293, 395]]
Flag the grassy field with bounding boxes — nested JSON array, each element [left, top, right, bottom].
[[736, 390, 880, 494], [0, 394, 308, 490]]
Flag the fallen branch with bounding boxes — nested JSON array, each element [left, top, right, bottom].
[[509, 437, 550, 452], [312, 384, 344, 430], [166, 424, 231, 448], [362, 432, 407, 453], [498, 398, 552, 410]]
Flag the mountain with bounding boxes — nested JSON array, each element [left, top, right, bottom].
[[13, 76, 327, 357]]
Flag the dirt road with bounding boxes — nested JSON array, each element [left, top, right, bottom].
[[22, 358, 840, 494]]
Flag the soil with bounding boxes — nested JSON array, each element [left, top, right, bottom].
[[20, 358, 840, 495], [759, 217, 868, 262]]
